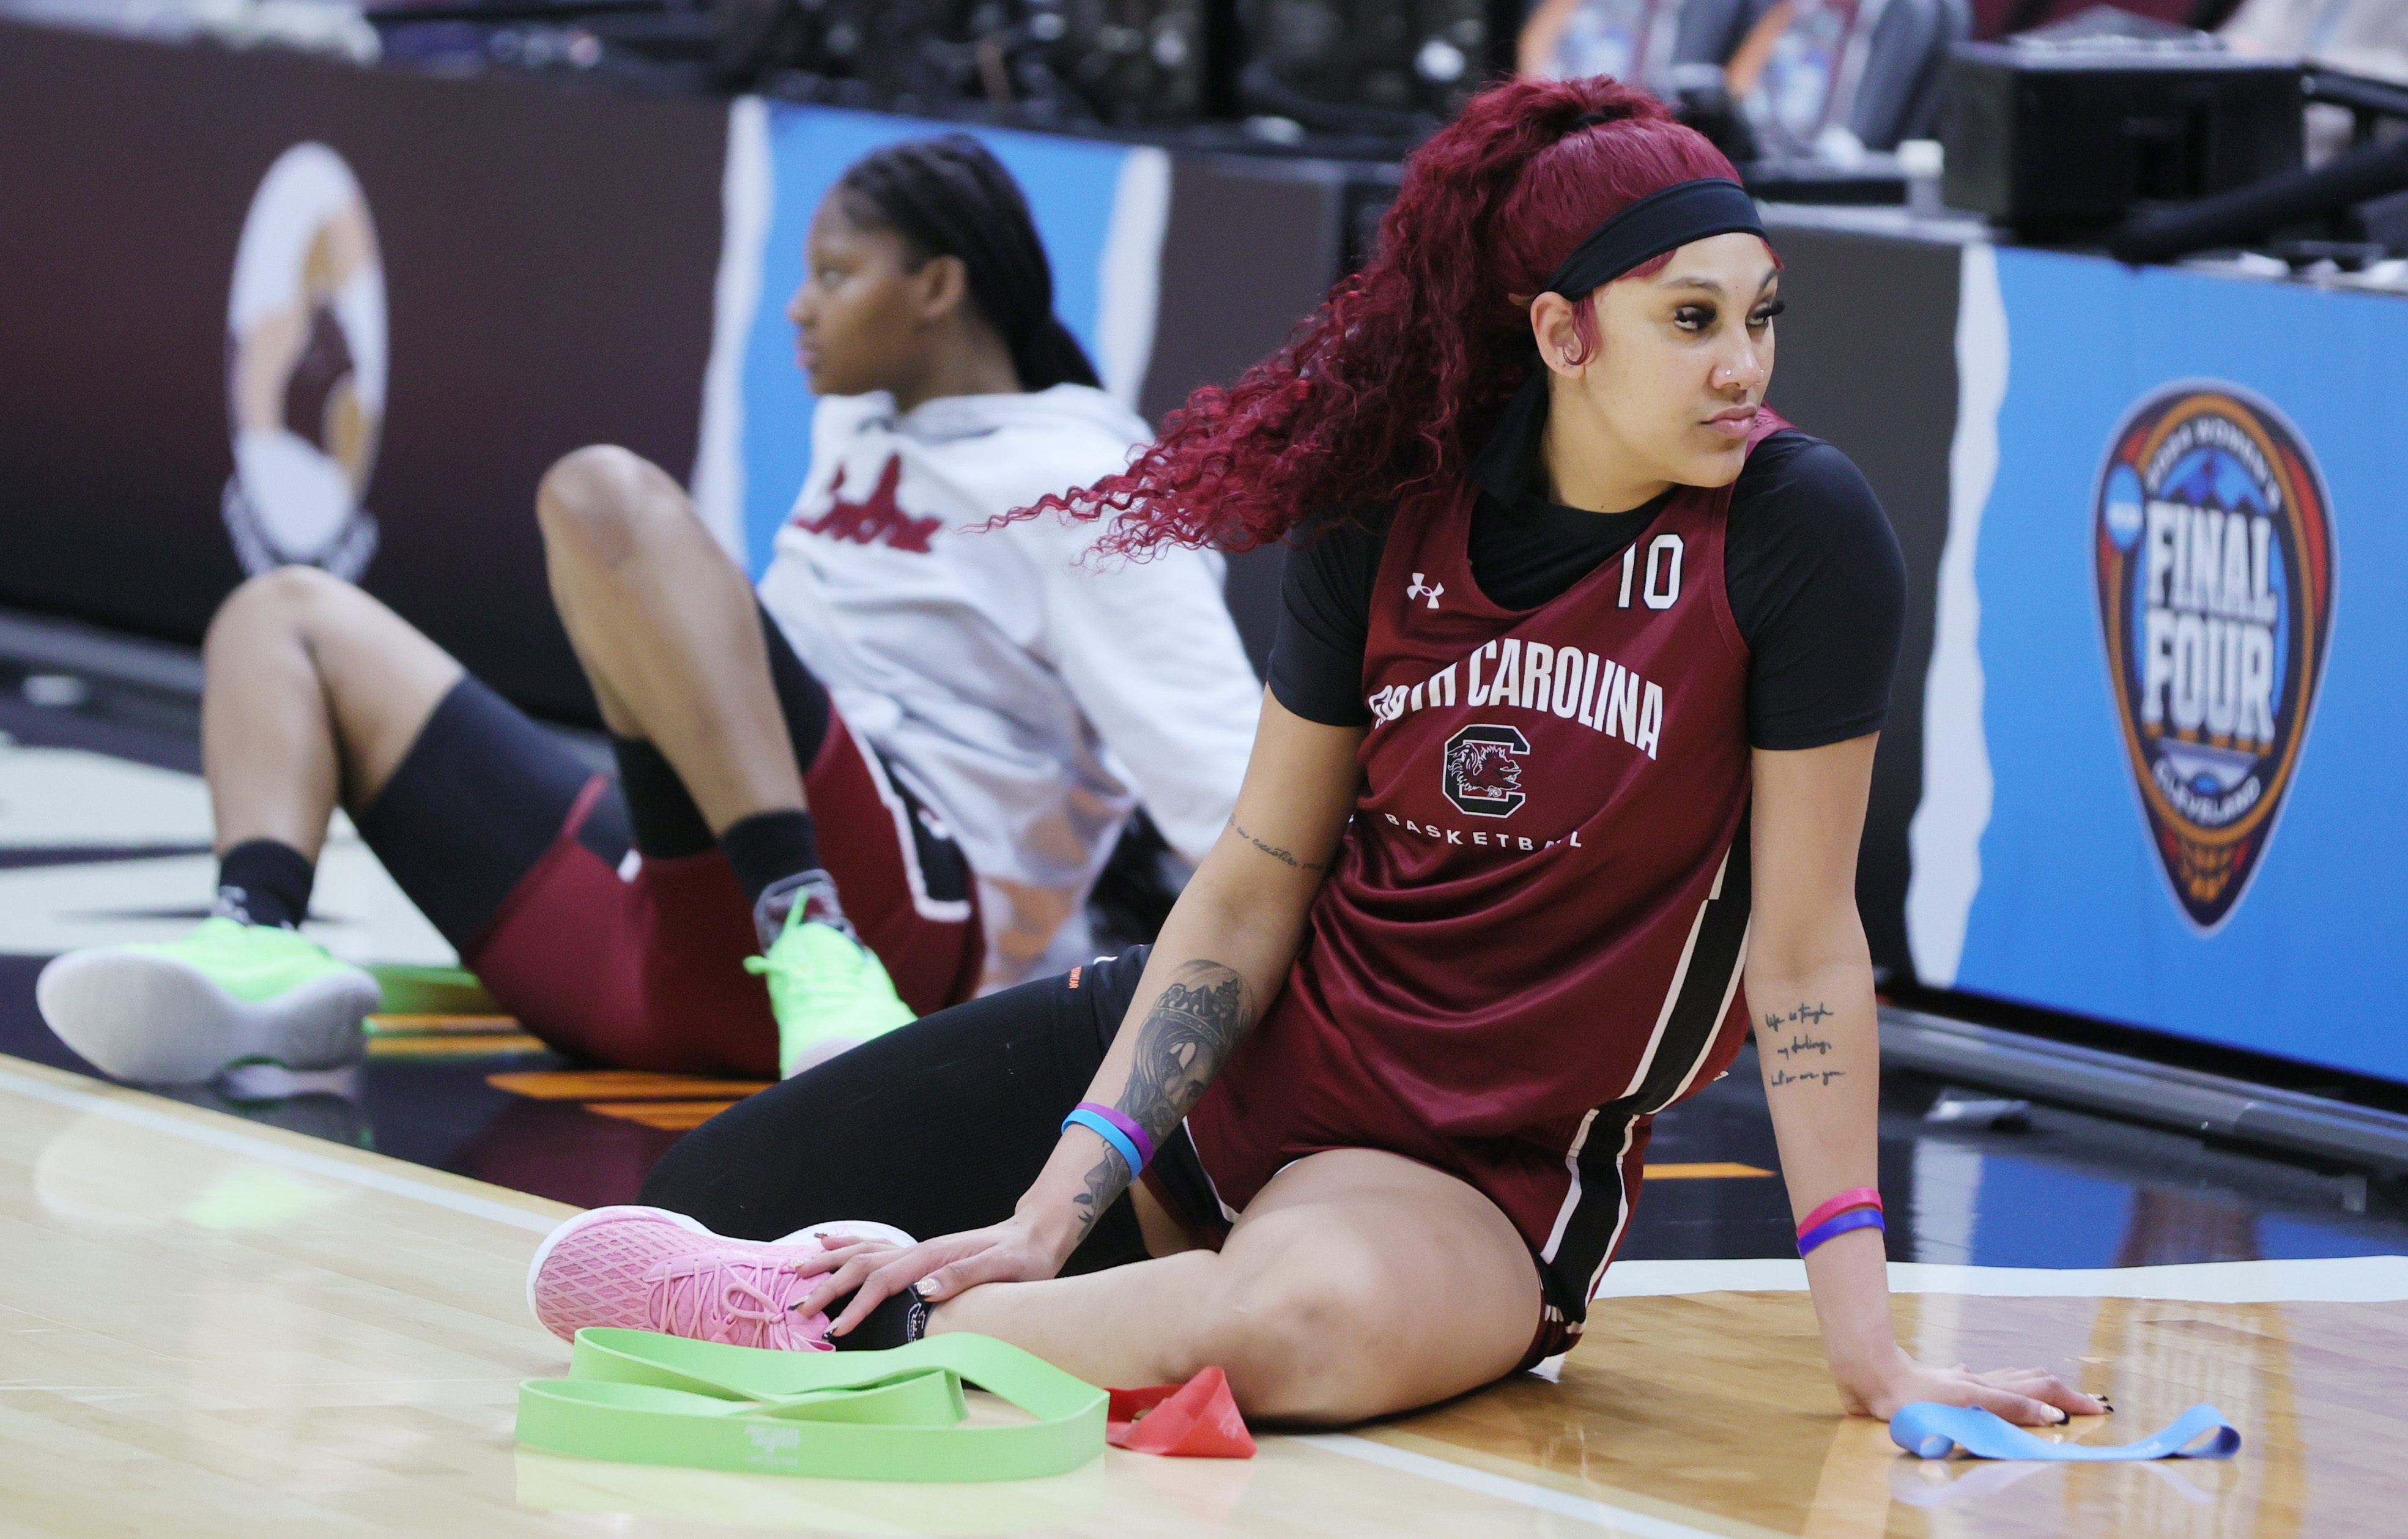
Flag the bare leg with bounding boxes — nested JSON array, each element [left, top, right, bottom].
[[201, 567, 464, 860], [536, 445, 805, 832], [930, 1148, 1543, 1425]]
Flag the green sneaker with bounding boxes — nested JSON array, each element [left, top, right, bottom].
[[35, 918, 380, 1083], [743, 890, 916, 1079]]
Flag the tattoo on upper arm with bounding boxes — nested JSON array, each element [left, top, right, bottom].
[[1760, 1000, 1847, 1091], [1064, 960, 1256, 1236], [1229, 817, 1327, 872]]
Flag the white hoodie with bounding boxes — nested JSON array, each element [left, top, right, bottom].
[[755, 384, 1261, 990]]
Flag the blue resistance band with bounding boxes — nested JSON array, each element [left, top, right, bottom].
[[1891, 1402, 2240, 1461], [1061, 1107, 1146, 1176], [1796, 1205, 1884, 1256]]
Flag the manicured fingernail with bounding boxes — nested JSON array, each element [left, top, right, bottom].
[[912, 1281, 936, 1300]]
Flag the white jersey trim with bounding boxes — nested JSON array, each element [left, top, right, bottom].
[[1579, 1118, 1642, 1310], [842, 714, 975, 925], [1539, 1108, 1601, 1265], [1613, 844, 1731, 1103]]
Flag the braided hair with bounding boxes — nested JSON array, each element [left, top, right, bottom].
[[835, 135, 1101, 393]]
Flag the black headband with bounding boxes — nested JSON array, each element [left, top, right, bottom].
[[1537, 177, 1766, 300], [1469, 177, 1768, 501]]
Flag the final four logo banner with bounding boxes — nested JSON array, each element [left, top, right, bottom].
[[2092, 380, 2336, 932]]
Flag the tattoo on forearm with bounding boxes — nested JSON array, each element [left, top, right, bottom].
[[1760, 1001, 1846, 1091], [1229, 817, 1327, 872], [1119, 962, 1251, 1143], [1069, 1146, 1130, 1242], [1063, 960, 1252, 1234]]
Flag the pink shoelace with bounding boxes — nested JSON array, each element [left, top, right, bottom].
[[641, 1255, 831, 1351]]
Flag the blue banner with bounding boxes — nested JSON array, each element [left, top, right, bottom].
[[1914, 247, 2408, 1082]]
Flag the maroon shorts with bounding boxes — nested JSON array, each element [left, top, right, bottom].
[[1161, 1114, 1653, 1370], [464, 711, 982, 1080]]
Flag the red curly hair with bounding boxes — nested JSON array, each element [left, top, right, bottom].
[[1025, 76, 1745, 555]]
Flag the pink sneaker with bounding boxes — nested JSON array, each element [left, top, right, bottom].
[[527, 1205, 842, 1352]]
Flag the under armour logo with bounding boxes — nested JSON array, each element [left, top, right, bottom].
[[1406, 573, 1444, 610]]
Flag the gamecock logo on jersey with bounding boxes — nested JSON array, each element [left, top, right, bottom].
[[2094, 382, 2335, 932], [1442, 724, 1529, 818]]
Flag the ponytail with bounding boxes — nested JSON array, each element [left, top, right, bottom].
[[1021, 77, 1739, 554], [837, 135, 1102, 393]]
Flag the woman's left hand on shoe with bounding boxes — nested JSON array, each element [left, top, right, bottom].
[[791, 1214, 1069, 1338]]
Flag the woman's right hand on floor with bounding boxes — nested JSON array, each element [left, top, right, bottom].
[[792, 1215, 1070, 1339], [1839, 1348, 2106, 1425]]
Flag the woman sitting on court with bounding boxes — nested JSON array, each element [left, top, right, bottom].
[[528, 79, 2103, 1428], [39, 136, 1259, 1086]]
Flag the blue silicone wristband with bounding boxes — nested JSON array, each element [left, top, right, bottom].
[[1797, 1206, 1884, 1256], [1061, 1108, 1146, 1176]]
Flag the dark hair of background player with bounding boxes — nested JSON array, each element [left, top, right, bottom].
[[836, 134, 1103, 395]]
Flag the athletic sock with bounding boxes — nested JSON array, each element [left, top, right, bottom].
[[719, 808, 826, 913], [609, 736, 716, 859], [213, 839, 315, 929]]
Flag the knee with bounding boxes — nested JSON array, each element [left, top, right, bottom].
[[207, 564, 360, 650], [536, 444, 675, 563], [1203, 1258, 1407, 1425]]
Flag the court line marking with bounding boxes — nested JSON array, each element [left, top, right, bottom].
[[13, 1056, 2405, 1533], [1598, 1255, 2408, 1303], [6, 1061, 1662, 1533], [0, 1062, 560, 1233], [1295, 1434, 1726, 1538]]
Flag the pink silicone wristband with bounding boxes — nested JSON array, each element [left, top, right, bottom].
[[1796, 1187, 1883, 1237]]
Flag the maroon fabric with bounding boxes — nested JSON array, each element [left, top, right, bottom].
[[466, 709, 983, 1078], [1188, 418, 1785, 1340]]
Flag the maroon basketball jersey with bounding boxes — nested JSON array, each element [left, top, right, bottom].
[[1186, 418, 1783, 1330]]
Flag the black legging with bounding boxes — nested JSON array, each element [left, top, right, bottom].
[[639, 948, 1158, 1274]]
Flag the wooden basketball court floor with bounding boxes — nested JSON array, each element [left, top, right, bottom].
[[8, 1054, 2407, 1538]]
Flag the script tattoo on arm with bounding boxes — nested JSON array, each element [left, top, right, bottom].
[[1229, 817, 1328, 872], [1066, 960, 1255, 1242], [1760, 1001, 1847, 1091]]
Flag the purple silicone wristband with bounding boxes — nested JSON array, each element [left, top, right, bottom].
[[1796, 1206, 1885, 1257], [1075, 1102, 1155, 1171]]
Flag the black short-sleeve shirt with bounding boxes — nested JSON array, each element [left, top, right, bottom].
[[1267, 429, 1907, 751]]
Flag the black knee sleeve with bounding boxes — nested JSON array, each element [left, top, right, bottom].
[[354, 675, 631, 952]]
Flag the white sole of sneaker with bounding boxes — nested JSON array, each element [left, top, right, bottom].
[[776, 1218, 919, 1249], [35, 948, 379, 1083], [524, 1204, 718, 1334], [779, 1035, 864, 1080]]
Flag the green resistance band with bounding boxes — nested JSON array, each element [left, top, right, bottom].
[[516, 1328, 1108, 1482]]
